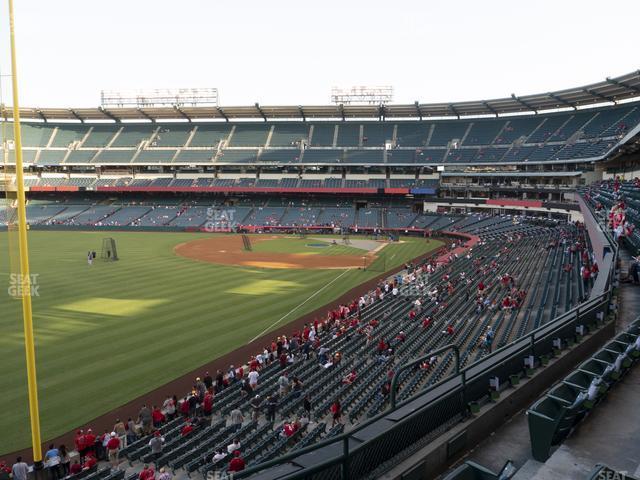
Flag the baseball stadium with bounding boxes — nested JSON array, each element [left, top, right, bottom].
[[2, 3, 640, 480]]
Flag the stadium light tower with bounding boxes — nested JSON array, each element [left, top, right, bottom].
[[100, 88, 219, 108], [331, 85, 394, 105]]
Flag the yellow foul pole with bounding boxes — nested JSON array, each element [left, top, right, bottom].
[[8, 0, 43, 464]]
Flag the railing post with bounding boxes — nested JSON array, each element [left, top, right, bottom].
[[342, 436, 349, 480], [461, 370, 468, 416], [454, 346, 460, 375], [529, 332, 535, 359], [390, 344, 459, 410]]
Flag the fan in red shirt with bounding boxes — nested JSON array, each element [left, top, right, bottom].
[[138, 464, 155, 480], [228, 451, 245, 472], [249, 357, 258, 371], [446, 325, 455, 336], [83, 429, 96, 456], [342, 370, 357, 385], [422, 317, 432, 329], [83, 455, 97, 471], [151, 406, 165, 427], [283, 421, 300, 437], [203, 391, 214, 417], [181, 421, 193, 437], [106, 433, 120, 450], [69, 461, 82, 475], [106, 433, 121, 468], [330, 400, 342, 426], [74, 430, 85, 458]]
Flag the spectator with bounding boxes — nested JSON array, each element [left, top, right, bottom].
[[303, 395, 312, 419], [148, 431, 165, 462], [126, 418, 138, 445], [69, 461, 82, 476], [239, 379, 253, 397], [248, 369, 259, 390], [157, 467, 171, 480], [181, 421, 193, 437], [83, 454, 96, 471], [151, 406, 165, 428], [138, 464, 155, 480], [212, 449, 227, 463], [58, 445, 70, 476], [139, 405, 152, 434], [44, 444, 61, 479], [203, 371, 213, 390], [580, 265, 591, 292], [228, 451, 245, 473], [342, 370, 357, 385], [162, 397, 176, 421], [278, 372, 290, 396], [203, 390, 214, 417], [106, 432, 120, 469], [98, 430, 110, 461], [113, 419, 126, 446], [230, 408, 244, 431], [74, 430, 86, 463], [282, 420, 300, 438], [330, 400, 342, 426], [250, 395, 263, 421], [227, 438, 241, 454], [265, 395, 278, 422], [83, 429, 96, 458]]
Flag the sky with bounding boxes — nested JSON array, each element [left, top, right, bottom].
[[0, 0, 638, 108]]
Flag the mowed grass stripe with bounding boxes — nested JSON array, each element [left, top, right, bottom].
[[0, 231, 441, 453]]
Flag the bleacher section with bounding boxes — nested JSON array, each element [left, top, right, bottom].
[[4, 101, 637, 169], [19, 175, 443, 192]]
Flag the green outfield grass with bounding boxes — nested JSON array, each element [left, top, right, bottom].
[[0, 231, 441, 454]]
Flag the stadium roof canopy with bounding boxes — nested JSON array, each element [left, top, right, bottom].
[[2, 70, 640, 123]]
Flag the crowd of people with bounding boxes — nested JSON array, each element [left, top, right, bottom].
[[4, 221, 598, 479], [587, 176, 639, 284]]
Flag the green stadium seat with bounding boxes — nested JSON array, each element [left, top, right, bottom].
[[310, 124, 336, 146]]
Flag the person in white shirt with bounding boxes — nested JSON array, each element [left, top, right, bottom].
[[12, 458, 29, 480], [227, 439, 241, 454], [248, 370, 259, 389], [212, 449, 227, 462]]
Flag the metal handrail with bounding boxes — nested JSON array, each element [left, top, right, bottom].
[[390, 343, 460, 409]]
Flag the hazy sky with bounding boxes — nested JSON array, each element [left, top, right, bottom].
[[0, 0, 638, 108]]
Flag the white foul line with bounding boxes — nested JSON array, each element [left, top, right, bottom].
[[249, 268, 353, 343]]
